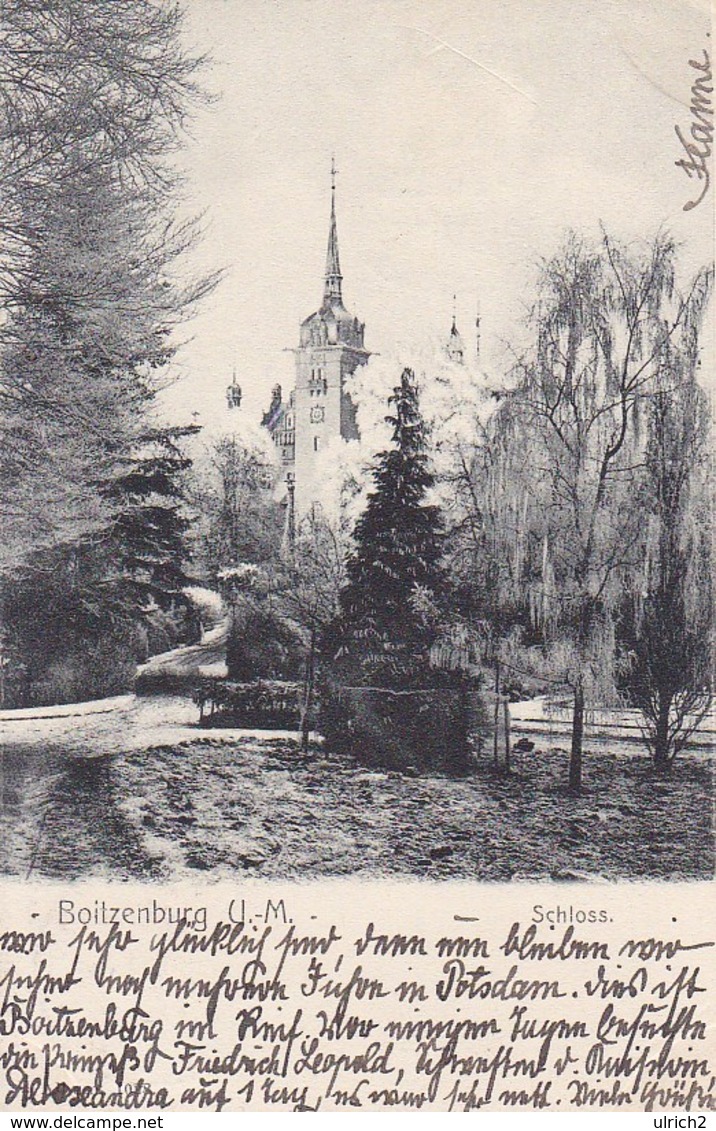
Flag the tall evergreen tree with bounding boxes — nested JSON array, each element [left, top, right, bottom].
[[0, 1, 216, 704], [336, 368, 445, 683], [104, 425, 201, 616]]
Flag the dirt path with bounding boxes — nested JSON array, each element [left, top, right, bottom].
[[0, 692, 305, 879], [137, 617, 229, 679]]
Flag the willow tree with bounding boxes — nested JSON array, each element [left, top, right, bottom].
[[621, 377, 713, 766], [512, 231, 712, 790]]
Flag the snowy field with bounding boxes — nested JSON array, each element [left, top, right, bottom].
[[1, 692, 712, 883]]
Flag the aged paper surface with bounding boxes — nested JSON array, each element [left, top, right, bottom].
[[1, 0, 714, 1116], [0, 881, 714, 1112]]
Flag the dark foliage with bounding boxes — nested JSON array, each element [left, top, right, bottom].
[[320, 685, 476, 775], [105, 425, 200, 615], [331, 368, 446, 687], [225, 596, 304, 683], [0, 426, 199, 707], [194, 679, 304, 729]]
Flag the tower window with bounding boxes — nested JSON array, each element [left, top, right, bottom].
[[314, 436, 320, 452]]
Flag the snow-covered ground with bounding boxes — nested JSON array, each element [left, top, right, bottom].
[[0, 694, 134, 723], [510, 696, 715, 750], [1, 686, 712, 757], [2, 616, 711, 883], [4, 723, 711, 883], [137, 616, 229, 680], [0, 692, 304, 758]]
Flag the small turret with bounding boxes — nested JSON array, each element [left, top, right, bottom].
[[226, 369, 242, 409], [446, 296, 465, 364]]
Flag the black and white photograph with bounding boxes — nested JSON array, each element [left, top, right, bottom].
[[0, 0, 713, 1116]]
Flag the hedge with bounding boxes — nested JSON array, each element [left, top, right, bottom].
[[194, 679, 305, 729], [321, 683, 480, 774]]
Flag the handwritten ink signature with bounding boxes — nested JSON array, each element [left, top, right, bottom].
[[675, 48, 713, 211]]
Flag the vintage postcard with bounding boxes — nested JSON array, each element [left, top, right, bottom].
[[0, 0, 713, 1116]]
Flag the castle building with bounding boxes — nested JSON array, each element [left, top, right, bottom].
[[260, 166, 370, 513], [242, 170, 484, 522]]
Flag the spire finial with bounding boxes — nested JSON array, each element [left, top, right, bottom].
[[447, 295, 465, 363], [226, 363, 242, 409], [324, 157, 342, 303]]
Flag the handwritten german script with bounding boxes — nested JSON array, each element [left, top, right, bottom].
[[1, 887, 714, 1112]]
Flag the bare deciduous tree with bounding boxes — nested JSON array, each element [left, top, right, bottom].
[[622, 380, 713, 766], [509, 231, 712, 789], [278, 509, 347, 749]]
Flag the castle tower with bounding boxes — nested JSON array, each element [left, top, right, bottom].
[[446, 296, 466, 365], [226, 368, 242, 409], [292, 163, 369, 511]]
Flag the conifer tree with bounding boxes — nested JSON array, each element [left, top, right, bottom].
[[0, 1, 215, 703], [336, 368, 445, 682]]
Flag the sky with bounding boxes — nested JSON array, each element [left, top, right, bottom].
[[161, 0, 714, 437]]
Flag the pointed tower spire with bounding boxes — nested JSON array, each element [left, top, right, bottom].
[[324, 158, 343, 304], [447, 294, 465, 364]]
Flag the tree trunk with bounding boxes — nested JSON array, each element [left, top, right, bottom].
[[569, 675, 584, 791], [653, 693, 672, 767], [301, 628, 316, 753]]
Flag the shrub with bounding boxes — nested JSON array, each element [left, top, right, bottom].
[[194, 679, 305, 729], [135, 670, 198, 696], [226, 605, 304, 682], [143, 603, 201, 659], [6, 634, 136, 708], [320, 682, 479, 774]]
